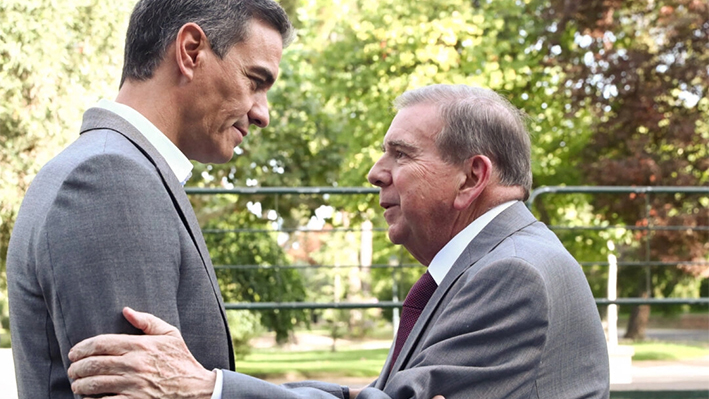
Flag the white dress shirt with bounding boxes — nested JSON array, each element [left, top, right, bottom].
[[96, 99, 193, 185], [427, 200, 517, 285]]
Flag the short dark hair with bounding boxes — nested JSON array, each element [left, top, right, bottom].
[[394, 85, 533, 200], [120, 0, 294, 86]]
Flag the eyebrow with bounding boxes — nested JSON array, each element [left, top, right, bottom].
[[249, 66, 276, 86], [382, 139, 417, 153]]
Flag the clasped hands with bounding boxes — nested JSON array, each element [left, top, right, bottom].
[[68, 307, 445, 399]]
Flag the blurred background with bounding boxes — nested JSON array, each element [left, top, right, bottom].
[[0, 0, 707, 397]]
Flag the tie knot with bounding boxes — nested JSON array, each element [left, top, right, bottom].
[[403, 271, 437, 310]]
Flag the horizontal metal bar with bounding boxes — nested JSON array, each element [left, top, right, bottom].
[[223, 298, 708, 310], [186, 186, 709, 198], [214, 263, 425, 270], [202, 225, 708, 234], [224, 301, 402, 310], [186, 187, 379, 195], [609, 391, 709, 399], [549, 225, 709, 232], [579, 261, 709, 267], [596, 298, 709, 305], [203, 227, 389, 234], [526, 185, 709, 206], [213, 261, 707, 271]]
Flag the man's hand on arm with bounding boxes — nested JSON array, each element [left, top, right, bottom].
[[68, 307, 216, 399]]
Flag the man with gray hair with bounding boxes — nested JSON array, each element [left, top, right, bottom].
[[68, 84, 610, 399], [7, 1, 292, 398]]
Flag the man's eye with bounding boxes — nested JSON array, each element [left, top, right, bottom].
[[395, 151, 406, 159], [250, 77, 264, 90]]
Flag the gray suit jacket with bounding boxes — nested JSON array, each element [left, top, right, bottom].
[[220, 202, 609, 399], [7, 108, 234, 399]]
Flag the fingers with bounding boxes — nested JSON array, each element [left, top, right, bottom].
[[69, 335, 138, 362], [70, 373, 141, 398], [68, 355, 134, 380], [122, 307, 181, 337], [67, 353, 148, 380], [432, 396, 445, 399], [70, 308, 181, 362]]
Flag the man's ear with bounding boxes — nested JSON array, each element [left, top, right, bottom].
[[174, 23, 209, 81], [453, 155, 493, 211]]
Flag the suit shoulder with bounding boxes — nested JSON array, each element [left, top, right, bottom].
[[32, 129, 162, 190], [20, 130, 167, 221], [44, 129, 154, 174], [502, 222, 576, 262]]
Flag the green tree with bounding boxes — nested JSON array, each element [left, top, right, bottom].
[[190, 0, 608, 335], [0, 0, 131, 325], [200, 196, 307, 346], [546, 0, 709, 338]]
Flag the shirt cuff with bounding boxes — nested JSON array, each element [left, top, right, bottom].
[[210, 369, 224, 399], [342, 385, 350, 399]]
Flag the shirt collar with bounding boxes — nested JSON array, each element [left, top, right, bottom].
[[427, 200, 518, 285], [96, 99, 193, 185]]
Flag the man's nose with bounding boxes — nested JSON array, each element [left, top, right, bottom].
[[248, 93, 270, 128], [367, 158, 390, 187]]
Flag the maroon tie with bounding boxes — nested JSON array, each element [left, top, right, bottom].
[[390, 270, 438, 367]]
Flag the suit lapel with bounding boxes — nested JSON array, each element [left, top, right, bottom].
[[385, 202, 538, 379], [80, 107, 235, 369]]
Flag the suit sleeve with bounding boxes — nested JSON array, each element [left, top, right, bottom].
[[37, 152, 185, 370], [220, 371, 348, 399], [359, 258, 550, 399]]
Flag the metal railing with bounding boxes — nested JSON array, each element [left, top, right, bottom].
[[187, 186, 709, 310]]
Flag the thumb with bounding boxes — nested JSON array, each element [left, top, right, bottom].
[[123, 307, 182, 338]]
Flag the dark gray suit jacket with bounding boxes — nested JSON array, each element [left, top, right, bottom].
[[219, 202, 609, 399], [7, 108, 234, 398]]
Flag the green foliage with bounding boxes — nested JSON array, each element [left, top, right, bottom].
[[309, 0, 576, 188], [0, 0, 132, 320], [0, 329, 10, 348], [551, 0, 709, 312], [1, 0, 705, 347], [200, 196, 308, 344], [227, 310, 264, 359]]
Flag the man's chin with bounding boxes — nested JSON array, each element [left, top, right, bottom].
[[386, 229, 406, 246], [211, 149, 236, 164]]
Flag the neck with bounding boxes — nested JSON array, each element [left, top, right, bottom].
[[115, 76, 181, 148], [451, 185, 523, 237]]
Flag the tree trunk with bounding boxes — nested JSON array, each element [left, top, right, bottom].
[[624, 302, 650, 340]]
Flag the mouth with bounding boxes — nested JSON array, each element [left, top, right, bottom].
[[233, 124, 248, 138], [231, 124, 248, 147], [380, 201, 398, 210]]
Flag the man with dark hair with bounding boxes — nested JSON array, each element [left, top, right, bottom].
[[7, 1, 292, 398], [68, 84, 610, 399]]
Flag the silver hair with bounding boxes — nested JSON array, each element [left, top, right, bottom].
[[394, 84, 533, 200]]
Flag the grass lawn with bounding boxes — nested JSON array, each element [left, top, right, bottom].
[[631, 342, 709, 361], [236, 347, 388, 379], [236, 341, 709, 379]]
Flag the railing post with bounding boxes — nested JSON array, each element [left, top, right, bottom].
[[389, 255, 400, 337], [607, 240, 619, 347], [644, 192, 652, 299]]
